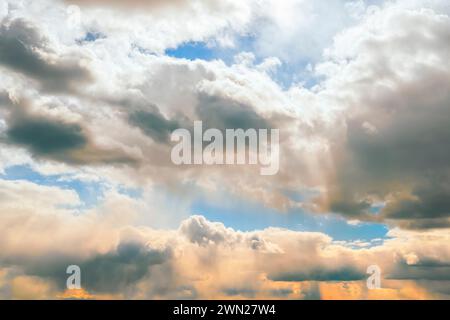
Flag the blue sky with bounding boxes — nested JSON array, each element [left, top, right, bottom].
[[191, 193, 388, 242]]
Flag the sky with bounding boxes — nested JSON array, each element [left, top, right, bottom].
[[0, 0, 449, 299]]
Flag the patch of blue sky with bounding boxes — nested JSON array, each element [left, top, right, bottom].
[[0, 165, 141, 210], [117, 185, 143, 199], [165, 36, 322, 90], [190, 193, 388, 242], [275, 61, 323, 90], [370, 202, 385, 215], [76, 31, 106, 45], [166, 42, 217, 61], [1, 165, 104, 209]]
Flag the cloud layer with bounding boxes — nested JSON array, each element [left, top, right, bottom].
[[0, 0, 449, 299]]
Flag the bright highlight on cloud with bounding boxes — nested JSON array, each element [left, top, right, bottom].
[[0, 0, 449, 299]]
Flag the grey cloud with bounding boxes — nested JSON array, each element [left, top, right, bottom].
[[319, 12, 450, 229], [2, 97, 137, 166], [222, 288, 258, 298], [6, 115, 87, 155], [329, 197, 372, 218], [223, 287, 293, 299], [196, 94, 271, 131], [269, 288, 293, 298], [0, 18, 91, 93], [127, 93, 273, 147], [387, 261, 450, 281], [383, 180, 450, 221], [268, 267, 366, 282], [26, 241, 172, 293], [78, 242, 171, 293], [129, 109, 180, 144], [326, 89, 450, 227], [395, 218, 450, 230], [101, 94, 185, 144], [0, 91, 13, 108]]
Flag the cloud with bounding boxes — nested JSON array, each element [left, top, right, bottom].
[[179, 215, 238, 246], [311, 5, 450, 229], [0, 194, 448, 299], [65, 0, 193, 10], [1, 94, 138, 166], [250, 0, 364, 63], [0, 0, 450, 300], [7, 114, 87, 155], [196, 93, 271, 131], [268, 267, 366, 282], [0, 1, 449, 232], [0, 179, 80, 213], [27, 241, 172, 293], [0, 18, 92, 93], [129, 108, 180, 144]]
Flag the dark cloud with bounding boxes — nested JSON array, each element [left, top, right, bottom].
[[6, 115, 87, 155], [222, 288, 258, 298], [387, 261, 450, 281], [268, 267, 366, 282], [129, 109, 180, 144], [0, 18, 91, 93], [120, 91, 276, 152], [330, 96, 450, 226], [329, 197, 372, 218], [321, 63, 450, 229], [196, 94, 271, 131], [307, 11, 450, 230], [2, 96, 137, 166], [25, 241, 172, 293], [0, 91, 13, 108], [127, 93, 274, 150], [383, 180, 450, 220], [78, 242, 171, 293], [395, 218, 450, 230]]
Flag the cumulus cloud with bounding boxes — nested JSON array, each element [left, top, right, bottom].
[[0, 0, 449, 299], [311, 6, 450, 229], [0, 18, 92, 93]]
